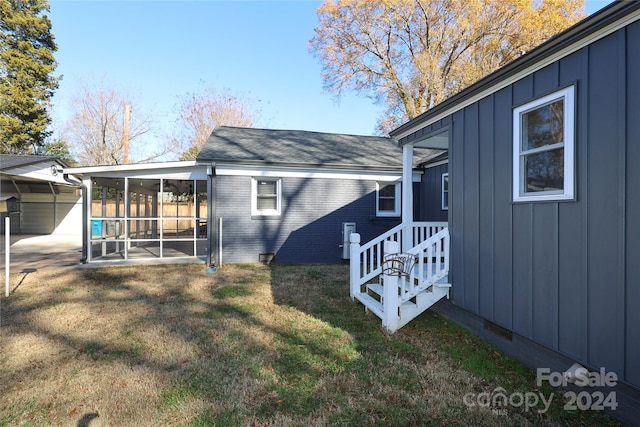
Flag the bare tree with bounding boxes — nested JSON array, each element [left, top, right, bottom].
[[170, 88, 261, 160], [310, 0, 585, 135], [64, 81, 157, 166]]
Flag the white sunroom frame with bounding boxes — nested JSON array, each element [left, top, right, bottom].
[[66, 161, 212, 264]]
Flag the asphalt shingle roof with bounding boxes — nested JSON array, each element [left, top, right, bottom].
[[196, 126, 404, 169], [0, 154, 66, 171]]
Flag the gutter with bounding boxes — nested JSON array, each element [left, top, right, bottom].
[[196, 158, 405, 171], [207, 163, 216, 267]]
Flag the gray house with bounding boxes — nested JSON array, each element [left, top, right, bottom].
[[416, 151, 448, 223], [66, 127, 433, 265], [197, 126, 427, 264], [350, 1, 639, 423]]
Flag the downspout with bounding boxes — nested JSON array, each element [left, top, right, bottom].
[[63, 173, 88, 263], [207, 163, 216, 267], [48, 182, 57, 232]]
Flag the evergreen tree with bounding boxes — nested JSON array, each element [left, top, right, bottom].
[[40, 139, 75, 164], [0, 0, 60, 154]]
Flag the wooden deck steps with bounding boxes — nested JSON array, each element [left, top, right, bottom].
[[350, 225, 450, 332]]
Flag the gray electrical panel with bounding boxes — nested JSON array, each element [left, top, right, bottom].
[[341, 222, 356, 259]]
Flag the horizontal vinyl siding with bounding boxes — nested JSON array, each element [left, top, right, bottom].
[[443, 24, 637, 388], [18, 191, 81, 235], [21, 202, 54, 234], [54, 195, 82, 235], [216, 175, 400, 263]]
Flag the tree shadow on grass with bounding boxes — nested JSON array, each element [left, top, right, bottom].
[[0, 263, 370, 425], [77, 412, 99, 427], [9, 267, 37, 294], [0, 265, 265, 424]]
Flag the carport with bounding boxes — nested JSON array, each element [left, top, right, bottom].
[[0, 233, 82, 272], [0, 155, 81, 235]]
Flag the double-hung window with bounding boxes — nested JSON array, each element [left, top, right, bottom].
[[252, 177, 281, 216], [513, 86, 575, 202], [376, 181, 400, 217]]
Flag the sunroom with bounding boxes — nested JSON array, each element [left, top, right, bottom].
[[65, 161, 212, 265]]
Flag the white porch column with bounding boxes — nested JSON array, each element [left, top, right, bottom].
[[401, 143, 414, 252], [382, 240, 401, 332], [349, 232, 361, 300], [83, 177, 93, 262]]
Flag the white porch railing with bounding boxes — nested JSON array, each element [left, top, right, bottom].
[[401, 227, 450, 301], [349, 221, 450, 332], [349, 221, 447, 299]]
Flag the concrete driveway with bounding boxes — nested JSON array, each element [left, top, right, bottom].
[[0, 234, 84, 273]]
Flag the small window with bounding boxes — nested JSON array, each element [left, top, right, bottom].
[[513, 86, 575, 202], [252, 177, 281, 216], [441, 173, 449, 210], [376, 182, 400, 217]]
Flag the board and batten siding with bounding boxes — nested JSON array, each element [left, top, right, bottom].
[[215, 175, 401, 264], [409, 20, 640, 390], [417, 163, 448, 222]]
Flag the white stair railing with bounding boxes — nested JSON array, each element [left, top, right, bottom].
[[349, 221, 447, 299], [349, 223, 403, 298], [350, 223, 450, 332], [400, 227, 450, 303]]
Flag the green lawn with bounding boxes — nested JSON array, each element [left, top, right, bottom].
[[0, 263, 620, 426]]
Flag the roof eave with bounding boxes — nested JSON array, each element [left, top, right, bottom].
[[390, 1, 640, 140], [0, 156, 68, 171], [65, 160, 201, 175], [196, 157, 404, 171]]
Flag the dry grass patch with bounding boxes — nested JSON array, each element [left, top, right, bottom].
[[0, 263, 620, 426]]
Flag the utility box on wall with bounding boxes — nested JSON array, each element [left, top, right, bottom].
[[0, 196, 19, 213], [341, 222, 356, 259]]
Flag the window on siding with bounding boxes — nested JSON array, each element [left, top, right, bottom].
[[513, 86, 575, 202], [376, 182, 400, 217], [252, 177, 281, 216], [441, 173, 449, 210]]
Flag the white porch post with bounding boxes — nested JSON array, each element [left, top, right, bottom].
[[83, 177, 92, 262], [382, 240, 400, 332], [349, 232, 361, 299], [401, 143, 414, 252]]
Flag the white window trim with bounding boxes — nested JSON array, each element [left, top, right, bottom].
[[251, 177, 282, 216], [441, 173, 449, 210], [376, 181, 401, 217], [512, 86, 575, 202]]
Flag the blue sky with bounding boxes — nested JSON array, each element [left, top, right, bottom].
[[48, 0, 613, 159]]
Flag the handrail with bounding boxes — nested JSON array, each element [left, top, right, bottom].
[[354, 222, 404, 286], [350, 221, 447, 298], [401, 227, 450, 303]]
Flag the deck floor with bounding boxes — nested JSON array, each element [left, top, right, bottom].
[[90, 240, 206, 264]]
